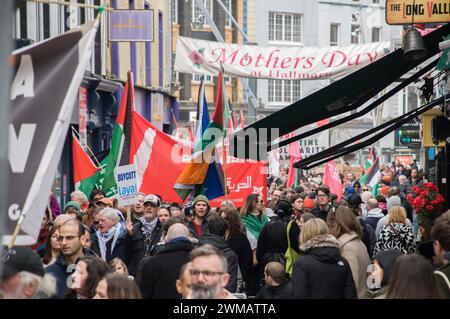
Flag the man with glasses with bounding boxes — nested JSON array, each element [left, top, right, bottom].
[[187, 244, 237, 299], [310, 185, 334, 221], [46, 219, 88, 298]]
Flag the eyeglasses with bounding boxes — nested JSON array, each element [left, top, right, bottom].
[[190, 269, 224, 278]]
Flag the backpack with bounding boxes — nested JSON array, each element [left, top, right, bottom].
[[285, 221, 300, 277]]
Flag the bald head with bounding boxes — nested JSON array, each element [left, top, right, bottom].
[[367, 198, 379, 210], [166, 223, 190, 241], [53, 214, 75, 227], [265, 262, 288, 285]]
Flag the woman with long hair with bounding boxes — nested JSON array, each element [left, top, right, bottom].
[[386, 254, 443, 299], [94, 273, 142, 299], [42, 226, 60, 267], [69, 256, 111, 299]]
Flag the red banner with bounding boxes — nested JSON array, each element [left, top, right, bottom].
[[210, 160, 267, 208]]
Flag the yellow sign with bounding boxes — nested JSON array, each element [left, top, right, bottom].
[[386, 0, 450, 25], [421, 108, 446, 147]]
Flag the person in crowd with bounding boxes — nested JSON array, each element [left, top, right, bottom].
[[187, 195, 210, 239], [198, 216, 239, 293], [292, 218, 357, 299], [290, 193, 304, 224], [327, 206, 371, 298], [375, 195, 412, 238], [70, 190, 89, 212], [285, 189, 296, 201], [176, 262, 192, 299], [386, 254, 443, 299], [81, 225, 93, 252], [268, 188, 282, 210], [431, 211, 450, 298], [91, 208, 127, 263], [89, 189, 106, 207], [0, 247, 46, 299], [95, 197, 114, 210], [42, 226, 61, 267], [94, 273, 141, 299], [53, 213, 75, 228], [31, 208, 52, 257], [46, 219, 88, 298], [256, 198, 300, 277], [255, 261, 293, 299], [109, 258, 130, 277], [346, 195, 376, 258], [311, 186, 334, 221], [374, 206, 416, 255], [302, 197, 316, 214], [365, 198, 384, 230], [240, 193, 268, 295], [409, 168, 424, 187], [169, 203, 183, 219], [69, 255, 110, 299], [353, 181, 362, 195], [360, 191, 373, 219], [136, 223, 194, 299], [363, 249, 403, 299], [298, 213, 315, 230], [64, 201, 82, 222], [376, 195, 388, 216], [187, 244, 237, 299], [219, 206, 253, 294]]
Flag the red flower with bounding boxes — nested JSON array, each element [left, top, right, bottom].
[[426, 205, 434, 211], [421, 190, 429, 197], [189, 50, 204, 65]]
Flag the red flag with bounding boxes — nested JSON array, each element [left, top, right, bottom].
[[189, 122, 194, 143], [72, 132, 99, 194], [287, 140, 301, 189], [323, 160, 343, 202]]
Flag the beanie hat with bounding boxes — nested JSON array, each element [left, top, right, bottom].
[[303, 198, 315, 209], [380, 186, 390, 195], [64, 201, 81, 212], [275, 199, 293, 217], [193, 195, 210, 208], [387, 195, 401, 212], [347, 194, 362, 206]]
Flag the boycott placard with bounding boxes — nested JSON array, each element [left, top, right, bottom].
[[115, 164, 138, 207]]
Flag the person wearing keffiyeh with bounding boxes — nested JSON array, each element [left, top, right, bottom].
[[91, 208, 127, 263]]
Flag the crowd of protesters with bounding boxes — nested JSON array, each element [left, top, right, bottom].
[[1, 158, 449, 299]]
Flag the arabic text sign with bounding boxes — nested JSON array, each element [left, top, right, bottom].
[[109, 10, 154, 41], [175, 36, 390, 80], [115, 164, 138, 206], [386, 0, 450, 24]]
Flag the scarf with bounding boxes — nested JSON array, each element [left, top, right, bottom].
[[96, 224, 122, 261], [140, 217, 158, 240], [241, 212, 268, 240]]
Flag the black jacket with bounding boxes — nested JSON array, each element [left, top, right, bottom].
[[256, 216, 301, 271], [135, 238, 194, 299], [311, 204, 334, 221], [227, 232, 253, 283], [90, 227, 127, 264], [198, 234, 239, 293], [187, 219, 208, 240], [255, 281, 293, 299], [292, 234, 357, 299], [123, 218, 148, 277]]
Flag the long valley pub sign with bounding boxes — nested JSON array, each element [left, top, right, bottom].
[[386, 0, 450, 24], [175, 36, 391, 80]]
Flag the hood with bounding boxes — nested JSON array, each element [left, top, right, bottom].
[[198, 234, 229, 250], [337, 232, 360, 247], [367, 208, 384, 218], [300, 234, 342, 263]]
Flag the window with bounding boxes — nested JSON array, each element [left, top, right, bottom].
[[268, 79, 301, 103], [330, 23, 339, 46], [224, 0, 232, 27], [351, 24, 360, 44], [373, 0, 380, 3], [193, 74, 213, 82], [372, 27, 381, 42], [269, 12, 302, 43], [192, 0, 212, 26], [171, 0, 178, 24]]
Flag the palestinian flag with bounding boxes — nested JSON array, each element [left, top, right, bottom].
[[72, 132, 100, 198], [361, 156, 381, 187], [98, 71, 134, 196]]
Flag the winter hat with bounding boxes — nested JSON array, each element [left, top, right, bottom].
[[274, 198, 293, 217], [347, 194, 362, 207], [303, 198, 315, 209], [387, 195, 401, 212], [380, 186, 390, 195], [193, 195, 210, 208], [353, 180, 361, 188], [64, 201, 81, 212], [373, 249, 404, 287]]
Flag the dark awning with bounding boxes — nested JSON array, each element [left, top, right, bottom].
[[231, 23, 450, 160]]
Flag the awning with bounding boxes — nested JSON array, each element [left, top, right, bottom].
[[231, 23, 450, 160]]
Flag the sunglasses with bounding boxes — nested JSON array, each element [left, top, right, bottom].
[[363, 188, 369, 191]]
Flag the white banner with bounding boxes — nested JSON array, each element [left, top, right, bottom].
[[115, 164, 138, 207], [175, 36, 391, 80]]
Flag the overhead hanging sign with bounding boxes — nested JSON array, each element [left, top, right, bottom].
[[386, 0, 450, 25], [109, 10, 154, 42], [175, 36, 391, 80]]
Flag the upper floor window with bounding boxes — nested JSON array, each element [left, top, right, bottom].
[[330, 23, 339, 46], [171, 0, 178, 24], [192, 0, 213, 27], [268, 79, 301, 104], [269, 12, 302, 43]]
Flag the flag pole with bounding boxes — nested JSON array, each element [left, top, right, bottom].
[[220, 65, 228, 201], [71, 126, 104, 173]]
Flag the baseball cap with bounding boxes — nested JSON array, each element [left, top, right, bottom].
[[96, 197, 114, 206], [64, 201, 81, 212], [2, 246, 45, 280], [347, 194, 362, 206], [144, 194, 161, 207]]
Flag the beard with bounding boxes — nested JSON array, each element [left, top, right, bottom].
[[190, 282, 222, 299]]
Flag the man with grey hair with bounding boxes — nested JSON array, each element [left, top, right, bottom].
[[1, 247, 45, 299], [365, 198, 384, 231], [136, 223, 194, 299], [91, 207, 127, 263], [188, 244, 237, 299], [70, 190, 89, 211]]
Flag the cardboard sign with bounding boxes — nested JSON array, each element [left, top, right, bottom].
[[386, 0, 450, 24], [115, 164, 138, 206]]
